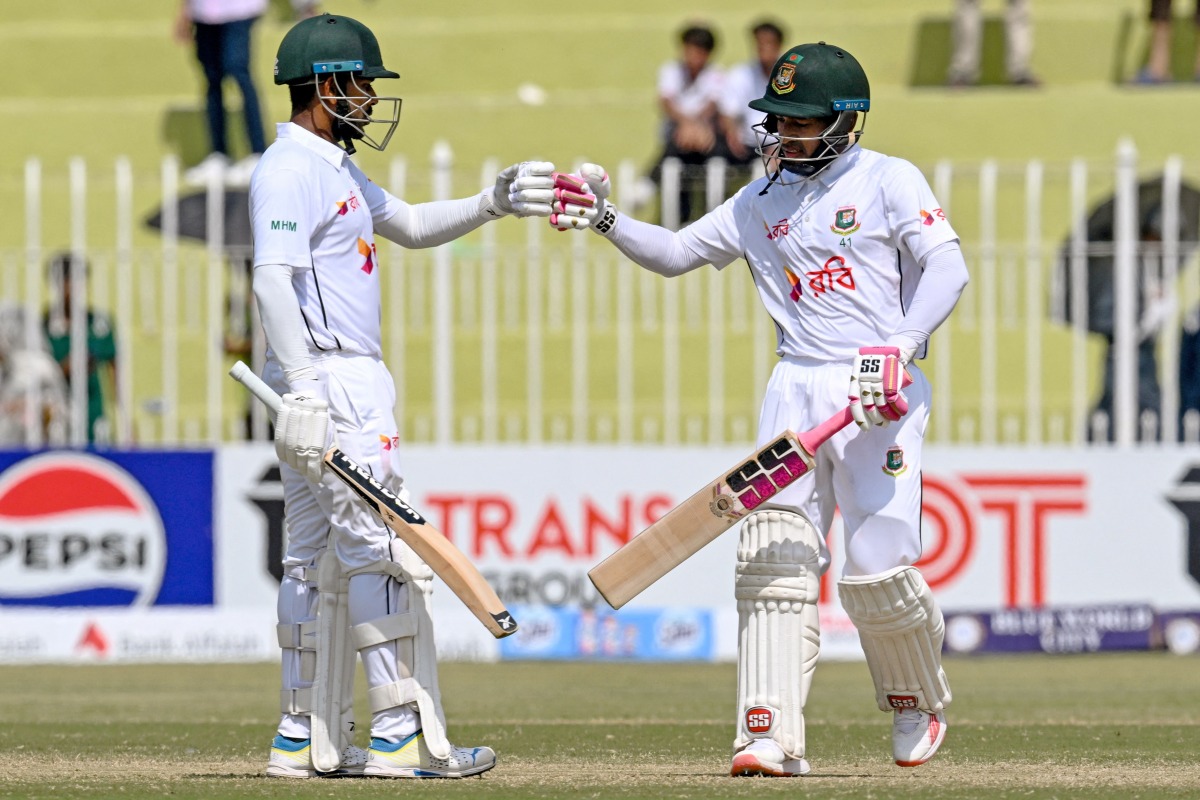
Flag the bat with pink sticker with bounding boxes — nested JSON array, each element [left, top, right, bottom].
[[588, 371, 913, 609]]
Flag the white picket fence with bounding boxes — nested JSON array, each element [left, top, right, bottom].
[[2, 140, 1198, 449]]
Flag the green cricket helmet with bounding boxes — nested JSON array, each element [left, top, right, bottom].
[[275, 14, 402, 152], [749, 42, 870, 180]]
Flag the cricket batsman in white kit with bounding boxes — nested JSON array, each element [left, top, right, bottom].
[[550, 42, 969, 775], [249, 13, 555, 778]]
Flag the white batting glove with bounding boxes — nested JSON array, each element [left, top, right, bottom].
[[274, 392, 331, 483], [549, 163, 617, 235], [849, 346, 909, 431], [484, 161, 556, 218]]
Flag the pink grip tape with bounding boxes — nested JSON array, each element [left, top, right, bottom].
[[552, 172, 587, 192]]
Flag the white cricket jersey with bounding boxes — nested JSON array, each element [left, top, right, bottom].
[[250, 123, 401, 359], [656, 60, 725, 139], [719, 60, 771, 148], [678, 146, 958, 362], [187, 0, 267, 24]]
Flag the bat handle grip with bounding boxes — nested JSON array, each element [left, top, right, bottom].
[[229, 360, 283, 415], [797, 368, 917, 455]]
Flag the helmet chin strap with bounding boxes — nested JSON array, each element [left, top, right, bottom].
[[332, 99, 361, 155]]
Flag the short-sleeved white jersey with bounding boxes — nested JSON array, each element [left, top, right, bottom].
[[718, 60, 770, 148], [187, 0, 267, 24], [250, 122, 401, 359], [657, 61, 725, 119], [678, 146, 958, 362]]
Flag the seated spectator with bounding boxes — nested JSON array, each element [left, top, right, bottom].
[[0, 305, 68, 446], [720, 19, 786, 172], [646, 23, 726, 226], [1135, 0, 1200, 84], [1089, 208, 1168, 441], [43, 252, 117, 445]]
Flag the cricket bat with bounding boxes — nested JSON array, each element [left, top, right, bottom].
[[229, 361, 517, 639], [588, 373, 913, 610]]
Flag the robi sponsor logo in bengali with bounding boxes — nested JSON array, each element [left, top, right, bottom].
[[0, 453, 167, 607]]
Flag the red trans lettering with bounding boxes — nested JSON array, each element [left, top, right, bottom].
[[526, 501, 576, 558]]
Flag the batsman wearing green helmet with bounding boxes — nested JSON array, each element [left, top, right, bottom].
[[551, 42, 970, 775], [252, 14, 555, 779]]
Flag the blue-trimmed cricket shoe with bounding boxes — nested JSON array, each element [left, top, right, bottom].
[[265, 734, 367, 778], [364, 730, 496, 778]]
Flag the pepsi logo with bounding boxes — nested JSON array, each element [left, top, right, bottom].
[[746, 705, 775, 734], [0, 453, 167, 606]]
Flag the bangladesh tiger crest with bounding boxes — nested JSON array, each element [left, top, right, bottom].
[[882, 445, 907, 476], [830, 205, 860, 235], [772, 63, 796, 94]]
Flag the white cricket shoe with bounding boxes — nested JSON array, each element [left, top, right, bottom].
[[364, 731, 496, 778], [182, 152, 230, 186], [224, 154, 261, 187], [265, 735, 368, 778], [730, 738, 811, 777], [892, 708, 947, 767]]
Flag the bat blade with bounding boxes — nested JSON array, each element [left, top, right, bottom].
[[228, 361, 518, 638], [322, 450, 518, 638], [589, 426, 822, 610], [588, 475, 744, 610], [589, 372, 914, 609]]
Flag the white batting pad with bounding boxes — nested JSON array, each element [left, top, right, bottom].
[[838, 566, 952, 714], [348, 540, 451, 760], [734, 510, 821, 759], [310, 550, 356, 773]]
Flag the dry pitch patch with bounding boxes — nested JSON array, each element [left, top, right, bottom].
[[1, 751, 1198, 800]]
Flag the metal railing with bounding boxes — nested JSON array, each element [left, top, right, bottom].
[[2, 141, 1197, 448]]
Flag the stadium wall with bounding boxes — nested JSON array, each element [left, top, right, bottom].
[[0, 444, 1198, 664]]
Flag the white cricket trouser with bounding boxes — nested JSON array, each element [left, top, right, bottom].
[[756, 356, 931, 578], [266, 352, 420, 743], [265, 353, 404, 571]]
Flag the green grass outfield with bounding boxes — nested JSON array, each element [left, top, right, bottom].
[[0, 653, 1197, 799]]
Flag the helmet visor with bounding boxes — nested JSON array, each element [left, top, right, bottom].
[[316, 72, 402, 152], [751, 110, 866, 182]]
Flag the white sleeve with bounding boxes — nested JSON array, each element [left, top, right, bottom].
[[884, 158, 959, 263], [250, 166, 316, 270], [718, 65, 749, 117], [674, 188, 749, 270], [887, 240, 969, 356], [603, 211, 709, 277], [373, 193, 494, 249], [658, 61, 682, 100], [252, 262, 319, 388]]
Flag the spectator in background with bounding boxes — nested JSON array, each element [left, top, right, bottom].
[[1135, 1, 1200, 84], [175, 0, 269, 186], [0, 305, 68, 447], [947, 0, 1039, 87], [43, 253, 117, 445], [1179, 305, 1200, 436], [1089, 207, 1168, 441], [720, 20, 786, 174], [646, 23, 726, 225], [288, 0, 321, 20]]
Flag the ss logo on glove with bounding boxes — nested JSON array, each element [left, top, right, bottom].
[[849, 347, 910, 431]]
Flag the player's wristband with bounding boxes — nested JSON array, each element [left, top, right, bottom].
[[593, 203, 618, 237]]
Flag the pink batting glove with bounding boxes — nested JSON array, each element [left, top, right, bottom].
[[849, 346, 909, 430]]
